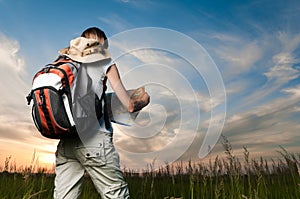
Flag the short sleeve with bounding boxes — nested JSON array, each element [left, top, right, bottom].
[[104, 58, 115, 75]]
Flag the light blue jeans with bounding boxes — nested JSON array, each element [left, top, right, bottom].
[[53, 132, 129, 199]]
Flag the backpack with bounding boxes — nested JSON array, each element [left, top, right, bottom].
[[26, 56, 109, 139]]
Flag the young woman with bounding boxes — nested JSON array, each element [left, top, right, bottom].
[[54, 27, 149, 199]]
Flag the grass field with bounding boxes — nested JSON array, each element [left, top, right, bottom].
[[0, 138, 299, 199]]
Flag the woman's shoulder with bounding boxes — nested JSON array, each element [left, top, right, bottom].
[[84, 58, 115, 75], [84, 58, 113, 68], [96, 58, 114, 65]]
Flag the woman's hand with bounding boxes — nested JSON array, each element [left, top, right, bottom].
[[128, 87, 150, 112], [107, 64, 150, 113]]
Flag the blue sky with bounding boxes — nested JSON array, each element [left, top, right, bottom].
[[0, 0, 299, 169]]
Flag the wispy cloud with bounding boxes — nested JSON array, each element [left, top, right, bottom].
[[264, 59, 299, 84], [0, 32, 57, 166], [113, 0, 159, 10], [98, 14, 134, 33], [182, 84, 300, 162], [181, 1, 300, 163], [224, 84, 300, 146], [214, 35, 263, 76], [0, 32, 30, 113], [264, 32, 300, 84], [203, 27, 300, 116], [240, 32, 300, 108], [1, 0, 299, 169], [108, 35, 227, 168]]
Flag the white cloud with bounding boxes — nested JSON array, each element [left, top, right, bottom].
[[102, 21, 300, 168], [277, 31, 300, 52], [282, 84, 300, 97], [99, 14, 134, 33], [272, 52, 299, 65], [264, 32, 300, 84], [236, 33, 300, 107], [229, 84, 300, 120], [106, 34, 228, 167], [264, 62, 299, 83], [0, 34, 23, 72], [0, 33, 30, 114], [130, 49, 175, 65], [113, 0, 159, 10], [264, 52, 300, 85], [207, 83, 300, 161], [0, 32, 57, 167], [209, 30, 300, 112], [213, 34, 263, 77], [224, 84, 300, 142], [211, 33, 241, 43], [292, 106, 300, 113], [222, 116, 300, 154]]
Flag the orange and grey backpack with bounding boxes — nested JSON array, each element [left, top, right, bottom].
[[26, 56, 110, 139]]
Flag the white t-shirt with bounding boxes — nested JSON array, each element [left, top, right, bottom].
[[80, 58, 114, 133]]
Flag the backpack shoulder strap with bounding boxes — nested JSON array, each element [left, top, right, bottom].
[[52, 56, 80, 71], [101, 76, 111, 129]]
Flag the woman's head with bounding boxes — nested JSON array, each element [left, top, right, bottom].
[[81, 27, 108, 49]]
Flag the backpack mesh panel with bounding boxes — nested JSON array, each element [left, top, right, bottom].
[[48, 89, 71, 129]]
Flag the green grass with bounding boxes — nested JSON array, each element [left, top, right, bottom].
[[1, 138, 299, 199]]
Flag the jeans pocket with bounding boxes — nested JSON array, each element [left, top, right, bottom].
[[76, 146, 106, 166]]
